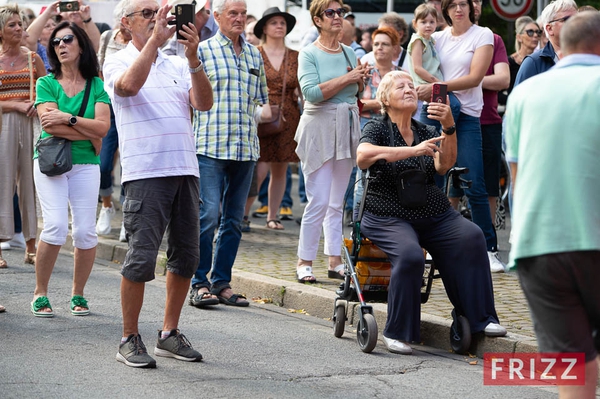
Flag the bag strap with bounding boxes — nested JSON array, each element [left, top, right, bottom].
[[28, 51, 34, 102], [341, 48, 360, 97], [279, 48, 288, 110], [398, 48, 407, 70], [78, 79, 92, 117], [386, 116, 426, 175]]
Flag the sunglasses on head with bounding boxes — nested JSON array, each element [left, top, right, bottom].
[[51, 34, 75, 47], [524, 29, 543, 37], [321, 8, 346, 18], [126, 8, 159, 19]]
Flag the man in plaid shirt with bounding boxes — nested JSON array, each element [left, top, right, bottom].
[[189, 0, 269, 308]]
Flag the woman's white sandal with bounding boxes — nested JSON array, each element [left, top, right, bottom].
[[296, 266, 317, 283]]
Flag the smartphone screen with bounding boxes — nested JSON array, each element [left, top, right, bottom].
[[431, 83, 448, 104], [59, 1, 80, 12], [175, 4, 195, 40]]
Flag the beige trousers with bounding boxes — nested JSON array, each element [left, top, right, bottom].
[[0, 111, 37, 241]]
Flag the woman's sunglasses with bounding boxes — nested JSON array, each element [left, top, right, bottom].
[[523, 29, 543, 37], [321, 8, 346, 19], [51, 34, 75, 47]]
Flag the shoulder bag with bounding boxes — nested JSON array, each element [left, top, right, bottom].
[[36, 79, 92, 176], [387, 117, 428, 208], [258, 49, 288, 138]]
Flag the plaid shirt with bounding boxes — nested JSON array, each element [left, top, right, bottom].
[[194, 31, 268, 161]]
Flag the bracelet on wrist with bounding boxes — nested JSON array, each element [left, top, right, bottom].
[[189, 60, 203, 74], [442, 124, 456, 135], [83, 17, 92, 23]]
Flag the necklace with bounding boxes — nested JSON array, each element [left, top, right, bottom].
[[1, 53, 20, 68], [317, 38, 341, 52]]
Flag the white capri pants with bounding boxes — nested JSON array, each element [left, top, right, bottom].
[[298, 158, 354, 260], [34, 159, 100, 249]]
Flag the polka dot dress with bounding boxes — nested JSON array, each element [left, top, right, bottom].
[[360, 119, 450, 220]]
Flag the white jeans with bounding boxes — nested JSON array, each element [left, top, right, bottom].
[[34, 160, 100, 249], [297, 158, 354, 261]]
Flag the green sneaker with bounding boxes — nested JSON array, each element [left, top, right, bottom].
[[116, 334, 156, 368], [154, 329, 203, 362]]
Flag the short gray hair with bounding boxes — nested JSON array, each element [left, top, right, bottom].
[[376, 70, 414, 116], [560, 11, 600, 56], [114, 0, 128, 25], [541, 0, 577, 33], [213, 0, 246, 15]]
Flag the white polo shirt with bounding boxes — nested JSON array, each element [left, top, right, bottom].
[[103, 42, 199, 184]]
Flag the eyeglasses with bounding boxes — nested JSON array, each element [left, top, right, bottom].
[[126, 8, 159, 19], [548, 15, 571, 24], [51, 34, 75, 47], [447, 2, 470, 11], [524, 29, 543, 37], [321, 8, 346, 19]]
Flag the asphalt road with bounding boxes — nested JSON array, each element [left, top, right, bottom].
[[0, 247, 558, 399]]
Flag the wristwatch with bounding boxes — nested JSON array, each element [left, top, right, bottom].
[[442, 125, 456, 135], [68, 115, 77, 126], [189, 59, 203, 74]]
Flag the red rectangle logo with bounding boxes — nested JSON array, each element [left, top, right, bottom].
[[483, 352, 586, 385]]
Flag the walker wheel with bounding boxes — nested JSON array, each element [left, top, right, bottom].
[[450, 309, 471, 354], [357, 313, 378, 353], [333, 300, 347, 338]]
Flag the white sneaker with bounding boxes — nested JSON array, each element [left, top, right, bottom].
[[484, 322, 507, 337], [1, 232, 26, 250], [96, 203, 115, 235], [119, 221, 127, 242], [382, 336, 413, 355], [488, 251, 506, 273]]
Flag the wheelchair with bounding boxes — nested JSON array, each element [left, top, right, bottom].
[[332, 166, 473, 354]]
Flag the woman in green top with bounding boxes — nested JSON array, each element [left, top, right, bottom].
[[31, 21, 110, 318]]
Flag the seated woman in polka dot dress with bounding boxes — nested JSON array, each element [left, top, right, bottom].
[[356, 71, 506, 355]]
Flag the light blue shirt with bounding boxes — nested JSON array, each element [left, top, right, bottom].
[[505, 53, 600, 268]]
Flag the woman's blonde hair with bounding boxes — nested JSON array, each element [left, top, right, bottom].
[[514, 16, 538, 52], [376, 70, 414, 116], [0, 4, 20, 44]]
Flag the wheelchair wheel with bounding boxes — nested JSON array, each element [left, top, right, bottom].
[[333, 300, 347, 338], [356, 313, 378, 353], [450, 309, 471, 355]]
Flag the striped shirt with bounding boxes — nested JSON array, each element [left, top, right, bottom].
[[193, 31, 269, 161], [103, 42, 199, 184], [0, 58, 38, 101]]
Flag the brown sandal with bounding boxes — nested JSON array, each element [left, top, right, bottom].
[[266, 219, 284, 230], [0, 257, 6, 269], [24, 253, 36, 265]]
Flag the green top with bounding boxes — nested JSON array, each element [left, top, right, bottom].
[[34, 75, 110, 165]]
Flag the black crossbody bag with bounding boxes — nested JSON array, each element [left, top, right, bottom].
[[387, 118, 428, 208], [36, 80, 92, 176]]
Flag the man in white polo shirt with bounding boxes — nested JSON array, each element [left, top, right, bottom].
[[103, 0, 212, 369]]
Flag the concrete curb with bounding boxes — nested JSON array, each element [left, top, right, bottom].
[[84, 237, 538, 357]]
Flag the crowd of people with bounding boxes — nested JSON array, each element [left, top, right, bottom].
[[0, 0, 597, 394]]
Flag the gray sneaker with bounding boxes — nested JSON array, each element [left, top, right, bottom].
[[154, 330, 203, 362], [116, 334, 157, 368]]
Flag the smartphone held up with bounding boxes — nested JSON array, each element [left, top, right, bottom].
[[59, 1, 80, 12], [430, 83, 448, 104], [174, 4, 194, 40]]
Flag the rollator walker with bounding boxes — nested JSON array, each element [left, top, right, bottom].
[[332, 166, 473, 354]]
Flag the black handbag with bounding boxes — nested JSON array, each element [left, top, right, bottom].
[[387, 118, 428, 208], [36, 79, 91, 176]]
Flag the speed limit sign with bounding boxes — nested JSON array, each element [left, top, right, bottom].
[[490, 0, 534, 20]]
